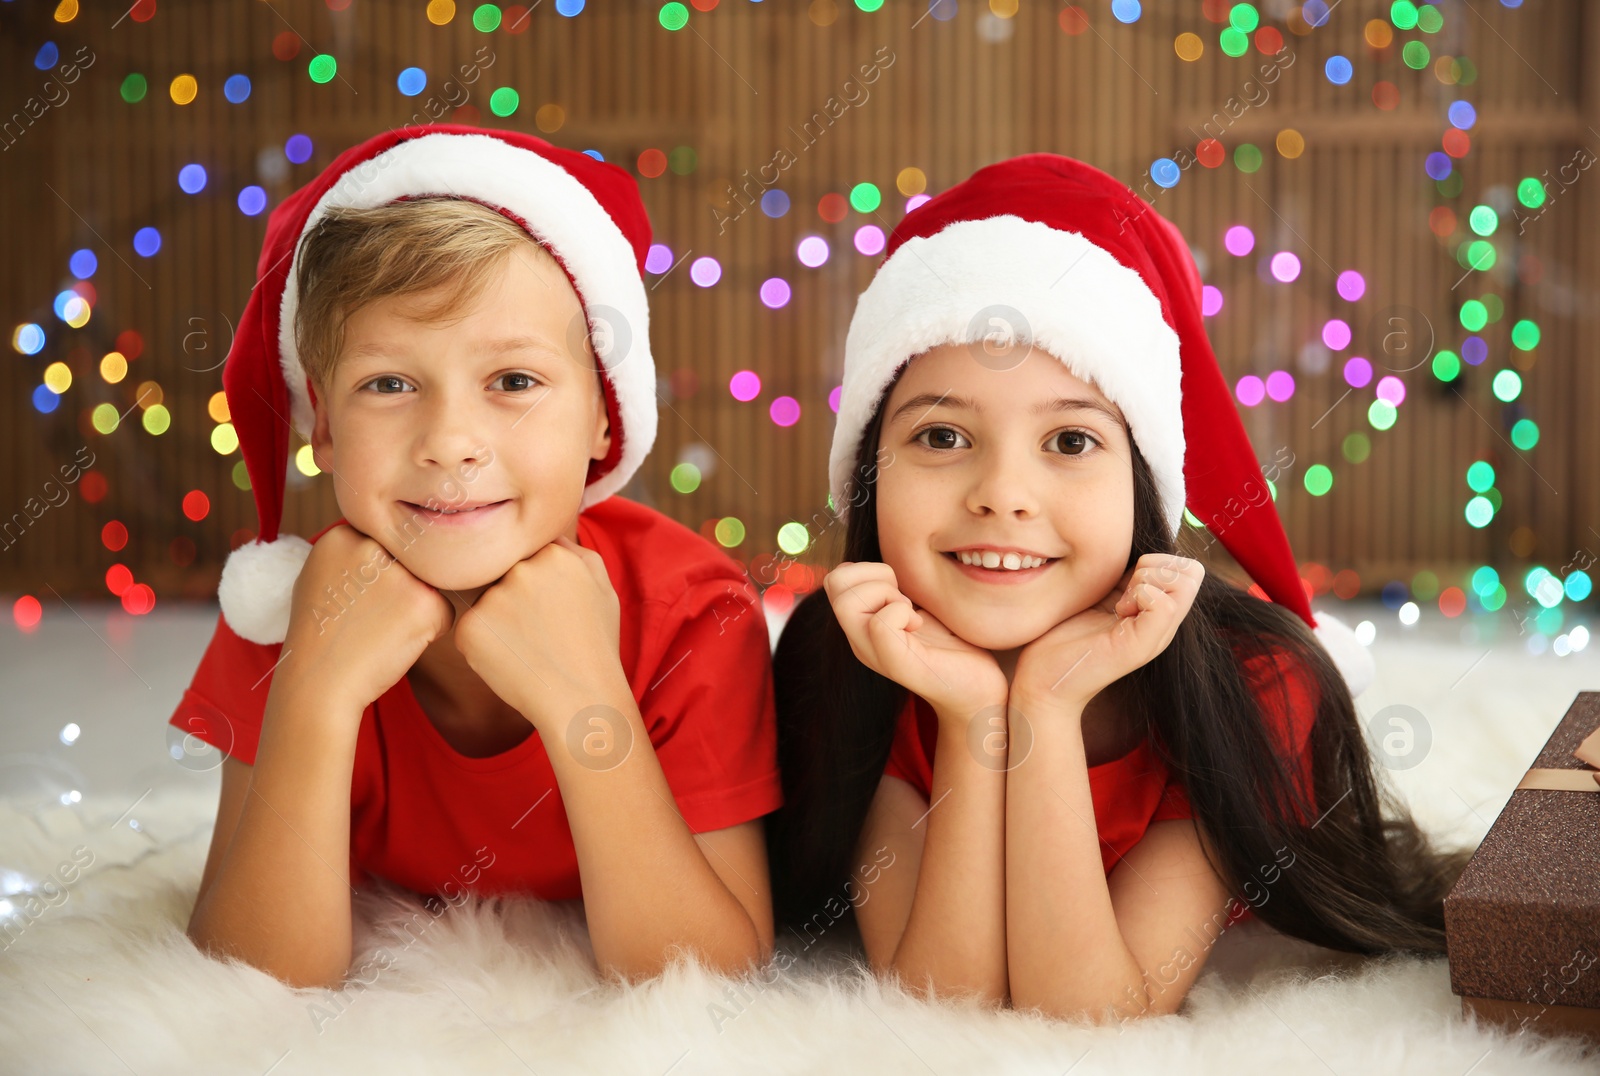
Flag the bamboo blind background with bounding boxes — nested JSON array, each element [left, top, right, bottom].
[[1, 1, 1596, 604]]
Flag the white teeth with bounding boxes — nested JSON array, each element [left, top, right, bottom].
[[954, 550, 1050, 571]]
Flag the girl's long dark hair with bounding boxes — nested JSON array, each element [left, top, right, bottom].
[[767, 379, 1470, 955]]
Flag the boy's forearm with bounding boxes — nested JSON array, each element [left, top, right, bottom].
[[884, 703, 1008, 1005], [529, 683, 766, 980], [187, 681, 362, 990]]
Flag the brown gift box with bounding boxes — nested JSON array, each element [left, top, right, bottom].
[[1443, 690, 1600, 1042]]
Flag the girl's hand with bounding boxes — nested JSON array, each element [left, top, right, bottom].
[[282, 524, 458, 713], [453, 534, 626, 726], [823, 560, 1008, 720], [1012, 553, 1204, 714]]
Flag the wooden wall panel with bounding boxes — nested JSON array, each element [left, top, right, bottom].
[[0, 1, 1594, 605]]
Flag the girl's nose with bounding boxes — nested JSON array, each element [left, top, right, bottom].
[[964, 444, 1040, 519]]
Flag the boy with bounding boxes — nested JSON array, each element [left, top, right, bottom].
[[169, 126, 780, 989]]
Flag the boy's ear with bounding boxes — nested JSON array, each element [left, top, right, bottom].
[[309, 381, 334, 473]]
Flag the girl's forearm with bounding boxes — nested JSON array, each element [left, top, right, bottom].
[[1005, 691, 1147, 1021], [187, 681, 361, 990], [886, 703, 1008, 1005], [532, 684, 766, 981]]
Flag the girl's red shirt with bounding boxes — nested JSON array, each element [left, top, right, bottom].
[[168, 496, 782, 902], [882, 645, 1321, 881]]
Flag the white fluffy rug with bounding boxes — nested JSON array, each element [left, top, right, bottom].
[[3, 608, 1599, 1074], [0, 786, 1594, 1074]]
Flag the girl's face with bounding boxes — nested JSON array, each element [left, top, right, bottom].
[[873, 343, 1136, 651]]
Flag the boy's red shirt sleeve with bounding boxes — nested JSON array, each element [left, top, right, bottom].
[[632, 576, 783, 834], [168, 611, 284, 767], [167, 518, 346, 767]]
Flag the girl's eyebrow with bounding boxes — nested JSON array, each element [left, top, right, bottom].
[[888, 391, 972, 425], [888, 391, 1124, 427], [1034, 395, 1126, 428]]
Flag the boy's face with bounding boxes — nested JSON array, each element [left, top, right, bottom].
[[872, 343, 1135, 652], [308, 244, 611, 598]]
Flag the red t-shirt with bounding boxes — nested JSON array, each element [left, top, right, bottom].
[[881, 645, 1320, 880], [169, 496, 782, 902]]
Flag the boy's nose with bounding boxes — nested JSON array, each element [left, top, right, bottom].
[[413, 398, 491, 468]]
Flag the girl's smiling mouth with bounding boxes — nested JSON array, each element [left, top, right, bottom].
[[942, 546, 1059, 582]]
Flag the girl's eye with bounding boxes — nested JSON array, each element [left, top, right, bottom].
[[1050, 429, 1100, 457], [494, 373, 541, 392], [914, 426, 970, 451], [363, 376, 413, 394]]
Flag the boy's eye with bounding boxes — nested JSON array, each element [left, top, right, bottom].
[[914, 426, 969, 451], [1050, 430, 1099, 456], [494, 373, 540, 392], [363, 376, 413, 394]]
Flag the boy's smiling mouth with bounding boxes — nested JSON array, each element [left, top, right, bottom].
[[400, 498, 512, 523]]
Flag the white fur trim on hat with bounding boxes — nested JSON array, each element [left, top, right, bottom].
[[217, 535, 313, 645], [1310, 609, 1375, 697], [828, 215, 1186, 536], [276, 131, 657, 509]]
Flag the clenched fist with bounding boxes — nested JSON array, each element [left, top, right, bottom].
[[281, 524, 457, 714]]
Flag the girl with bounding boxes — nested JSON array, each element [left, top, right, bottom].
[[767, 154, 1468, 1022]]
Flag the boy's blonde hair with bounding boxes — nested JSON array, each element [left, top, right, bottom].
[[293, 196, 556, 391]]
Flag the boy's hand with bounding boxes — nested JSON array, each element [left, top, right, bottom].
[[823, 560, 1008, 722], [1012, 553, 1204, 714], [453, 535, 626, 726], [281, 524, 457, 712]]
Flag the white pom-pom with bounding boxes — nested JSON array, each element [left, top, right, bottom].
[[217, 535, 312, 645], [1311, 609, 1375, 697]]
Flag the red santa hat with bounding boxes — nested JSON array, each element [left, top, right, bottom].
[[217, 124, 657, 645], [828, 153, 1374, 696]]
